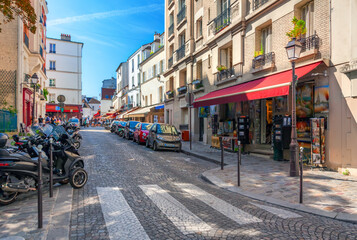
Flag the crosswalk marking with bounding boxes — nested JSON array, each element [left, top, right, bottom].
[[97, 187, 150, 240], [139, 184, 212, 235], [174, 183, 262, 225], [250, 202, 302, 219]]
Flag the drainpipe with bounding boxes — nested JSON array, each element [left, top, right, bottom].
[[17, 16, 23, 130], [189, 0, 195, 149]]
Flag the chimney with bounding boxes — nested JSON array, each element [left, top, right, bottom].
[[61, 34, 71, 41], [154, 32, 160, 41]]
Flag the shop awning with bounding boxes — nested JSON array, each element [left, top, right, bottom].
[[127, 104, 161, 118], [193, 62, 322, 108], [46, 104, 80, 113], [155, 104, 164, 110]]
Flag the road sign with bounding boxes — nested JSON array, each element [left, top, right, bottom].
[[185, 92, 194, 106], [57, 95, 66, 103]]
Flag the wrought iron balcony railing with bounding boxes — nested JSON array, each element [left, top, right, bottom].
[[176, 44, 185, 61], [214, 8, 231, 34], [299, 34, 319, 52], [177, 85, 187, 95], [216, 68, 235, 82], [177, 5, 186, 24], [253, 0, 269, 11], [252, 52, 275, 69]]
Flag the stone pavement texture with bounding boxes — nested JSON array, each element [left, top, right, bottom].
[[0, 184, 72, 240], [182, 141, 357, 222]]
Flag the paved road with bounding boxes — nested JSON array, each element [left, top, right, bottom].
[[70, 127, 357, 240]]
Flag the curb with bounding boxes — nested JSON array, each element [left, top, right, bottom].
[[181, 149, 229, 166], [201, 169, 357, 224]]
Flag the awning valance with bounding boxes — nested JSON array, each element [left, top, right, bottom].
[[193, 62, 322, 108], [46, 104, 80, 113], [127, 104, 161, 118]]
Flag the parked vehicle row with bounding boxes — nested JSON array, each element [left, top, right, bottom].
[[110, 121, 182, 152]]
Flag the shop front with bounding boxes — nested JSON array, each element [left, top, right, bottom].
[[126, 104, 165, 123], [193, 62, 328, 164], [46, 103, 82, 121]]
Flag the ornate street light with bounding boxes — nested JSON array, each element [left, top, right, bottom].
[[31, 73, 39, 126], [285, 38, 302, 177]]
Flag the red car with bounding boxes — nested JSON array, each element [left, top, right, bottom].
[[133, 122, 152, 144]]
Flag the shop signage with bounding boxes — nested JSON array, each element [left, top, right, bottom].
[[57, 95, 66, 103], [55, 106, 60, 111], [340, 59, 357, 73]]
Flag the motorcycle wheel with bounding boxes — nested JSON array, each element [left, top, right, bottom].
[[153, 141, 158, 151], [69, 168, 88, 189], [0, 180, 18, 205], [74, 141, 80, 149]]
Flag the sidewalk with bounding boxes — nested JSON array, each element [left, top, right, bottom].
[[0, 184, 73, 240], [181, 141, 357, 223]]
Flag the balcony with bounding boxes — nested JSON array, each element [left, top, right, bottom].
[[300, 34, 319, 54], [176, 44, 185, 62], [24, 34, 29, 49], [166, 90, 174, 100], [214, 8, 231, 34], [168, 56, 173, 68], [253, 0, 269, 11], [177, 5, 186, 25], [169, 23, 174, 37], [215, 68, 236, 84], [177, 85, 187, 95], [251, 52, 275, 72]]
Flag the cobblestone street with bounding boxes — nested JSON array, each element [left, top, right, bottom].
[[69, 127, 357, 240]]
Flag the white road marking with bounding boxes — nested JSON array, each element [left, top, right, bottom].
[[250, 202, 302, 219], [97, 187, 150, 240], [140, 184, 212, 235], [175, 183, 262, 225]]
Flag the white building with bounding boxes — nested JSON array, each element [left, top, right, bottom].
[[82, 96, 100, 120], [114, 62, 129, 111], [45, 34, 83, 119]]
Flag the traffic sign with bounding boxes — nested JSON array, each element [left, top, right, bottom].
[[57, 95, 66, 103]]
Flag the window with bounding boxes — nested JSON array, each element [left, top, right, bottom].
[[137, 73, 141, 84], [219, 46, 233, 68], [208, 54, 211, 68], [132, 59, 134, 72], [145, 96, 148, 106], [136, 93, 139, 106], [179, 33, 186, 47], [196, 61, 202, 80], [197, 18, 203, 38], [49, 78, 56, 87], [179, 0, 185, 10], [49, 94, 55, 102], [301, 1, 314, 37], [49, 61, 56, 70], [260, 25, 272, 54], [137, 54, 140, 67], [143, 72, 146, 82], [49, 43, 56, 53], [105, 95, 109, 99], [159, 86, 164, 102], [132, 76, 134, 87], [150, 94, 152, 105], [153, 64, 157, 77], [208, 8, 210, 21], [160, 60, 164, 73]]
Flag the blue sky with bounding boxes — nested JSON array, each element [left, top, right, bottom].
[[46, 0, 165, 98]]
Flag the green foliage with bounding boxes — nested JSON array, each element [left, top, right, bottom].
[[150, 51, 154, 55], [0, 101, 17, 115], [286, 17, 306, 39], [43, 88, 49, 101], [0, 0, 37, 33], [216, 65, 227, 72], [342, 169, 350, 176]]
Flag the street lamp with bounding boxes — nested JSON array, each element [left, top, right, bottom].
[[285, 38, 302, 177], [31, 73, 39, 126]]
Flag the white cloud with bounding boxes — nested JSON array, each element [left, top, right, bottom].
[[47, 4, 164, 27]]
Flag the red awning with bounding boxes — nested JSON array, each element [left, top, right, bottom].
[[46, 104, 80, 113], [193, 62, 322, 108]]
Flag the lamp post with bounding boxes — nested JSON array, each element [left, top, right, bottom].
[[285, 38, 302, 177], [31, 73, 39, 126]]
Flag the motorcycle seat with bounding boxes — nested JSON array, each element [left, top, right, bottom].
[[0, 149, 10, 157]]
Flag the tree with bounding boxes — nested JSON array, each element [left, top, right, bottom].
[[0, 0, 37, 33]]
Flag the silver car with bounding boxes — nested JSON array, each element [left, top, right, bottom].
[[145, 123, 181, 152]]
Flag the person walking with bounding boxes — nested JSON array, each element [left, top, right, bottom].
[[38, 115, 43, 126], [45, 114, 51, 124]]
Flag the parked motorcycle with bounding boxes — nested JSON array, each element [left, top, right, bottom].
[[0, 124, 88, 205]]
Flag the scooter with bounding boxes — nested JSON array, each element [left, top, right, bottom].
[[0, 132, 88, 205]]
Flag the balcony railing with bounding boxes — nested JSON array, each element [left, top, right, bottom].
[[216, 68, 235, 82], [252, 52, 275, 69], [169, 23, 174, 36], [177, 5, 186, 24], [214, 8, 231, 34], [168, 56, 173, 68], [177, 85, 187, 95], [176, 44, 185, 61], [166, 90, 174, 99], [253, 0, 269, 11], [24, 34, 29, 49], [299, 34, 319, 52]]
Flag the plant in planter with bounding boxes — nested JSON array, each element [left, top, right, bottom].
[[286, 17, 306, 40], [194, 82, 203, 89], [166, 90, 174, 98], [217, 65, 227, 72], [254, 42, 265, 58]]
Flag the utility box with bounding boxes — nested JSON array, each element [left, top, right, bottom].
[[182, 130, 190, 141]]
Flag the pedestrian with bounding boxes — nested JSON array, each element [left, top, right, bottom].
[[45, 114, 51, 124], [38, 115, 43, 126], [51, 116, 56, 125]]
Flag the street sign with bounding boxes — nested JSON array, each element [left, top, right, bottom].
[[57, 95, 66, 103], [61, 108, 64, 113], [185, 92, 194, 106], [55, 106, 60, 111]]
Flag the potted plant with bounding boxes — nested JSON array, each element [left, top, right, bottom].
[[166, 90, 174, 98], [286, 17, 306, 40], [254, 42, 264, 60], [217, 65, 227, 72]]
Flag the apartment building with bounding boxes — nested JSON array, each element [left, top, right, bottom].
[[114, 62, 129, 112], [0, 0, 48, 129], [164, 0, 357, 174], [45, 34, 83, 119], [101, 78, 116, 114]]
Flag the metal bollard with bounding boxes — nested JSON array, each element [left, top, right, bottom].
[[220, 137, 224, 170], [49, 138, 53, 198], [237, 141, 241, 187], [37, 145, 43, 229], [299, 147, 304, 204]]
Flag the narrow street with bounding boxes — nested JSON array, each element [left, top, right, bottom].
[[69, 127, 357, 240]]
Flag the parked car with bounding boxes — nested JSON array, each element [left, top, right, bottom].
[[133, 122, 152, 144], [110, 120, 120, 132], [123, 121, 140, 139], [68, 117, 80, 128], [115, 121, 127, 137], [146, 123, 181, 152]]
